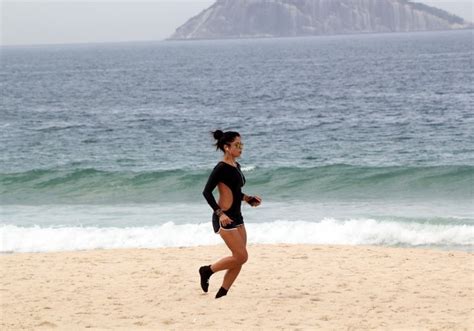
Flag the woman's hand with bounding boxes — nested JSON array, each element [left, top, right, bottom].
[[247, 195, 262, 207], [219, 213, 233, 226]]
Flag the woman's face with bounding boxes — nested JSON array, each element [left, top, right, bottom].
[[227, 136, 243, 158]]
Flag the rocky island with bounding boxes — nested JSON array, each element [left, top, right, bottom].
[[169, 0, 471, 40]]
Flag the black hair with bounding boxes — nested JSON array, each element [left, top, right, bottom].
[[212, 130, 240, 152]]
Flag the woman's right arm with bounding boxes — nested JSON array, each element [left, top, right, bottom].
[[202, 165, 221, 212], [203, 165, 233, 226]]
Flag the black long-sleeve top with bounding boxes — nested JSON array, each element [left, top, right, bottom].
[[202, 161, 246, 217]]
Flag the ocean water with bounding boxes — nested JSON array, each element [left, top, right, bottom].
[[1, 30, 473, 252]]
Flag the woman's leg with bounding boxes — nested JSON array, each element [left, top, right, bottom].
[[199, 226, 247, 294], [211, 229, 248, 273], [220, 225, 248, 289]]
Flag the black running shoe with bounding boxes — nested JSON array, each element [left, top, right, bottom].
[[199, 266, 212, 293]]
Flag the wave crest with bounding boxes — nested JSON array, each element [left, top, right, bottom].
[[1, 165, 472, 204]]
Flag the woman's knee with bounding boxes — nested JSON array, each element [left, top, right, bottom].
[[234, 250, 248, 265]]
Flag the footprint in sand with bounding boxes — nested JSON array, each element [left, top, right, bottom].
[[37, 321, 57, 328]]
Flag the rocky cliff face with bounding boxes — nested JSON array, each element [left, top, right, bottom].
[[169, 0, 471, 40]]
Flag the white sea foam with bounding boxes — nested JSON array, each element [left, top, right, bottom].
[[241, 165, 256, 172], [1, 218, 472, 253]]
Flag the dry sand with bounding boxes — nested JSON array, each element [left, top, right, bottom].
[[1, 244, 473, 330]]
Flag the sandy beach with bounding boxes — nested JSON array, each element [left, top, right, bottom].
[[1, 244, 472, 330]]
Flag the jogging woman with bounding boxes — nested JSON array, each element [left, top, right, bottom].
[[200, 130, 262, 298]]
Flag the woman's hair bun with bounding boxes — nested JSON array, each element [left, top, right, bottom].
[[213, 130, 224, 141], [210, 129, 240, 152]]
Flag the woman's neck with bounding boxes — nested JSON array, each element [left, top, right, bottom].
[[223, 155, 236, 166]]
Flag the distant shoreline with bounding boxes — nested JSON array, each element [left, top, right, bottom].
[[166, 26, 474, 42]]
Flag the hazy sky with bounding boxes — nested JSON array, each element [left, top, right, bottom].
[[1, 0, 472, 46]]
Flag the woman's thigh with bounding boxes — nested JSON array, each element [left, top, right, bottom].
[[220, 229, 247, 258], [237, 225, 247, 246]]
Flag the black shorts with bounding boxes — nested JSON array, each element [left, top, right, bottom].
[[212, 212, 244, 234]]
